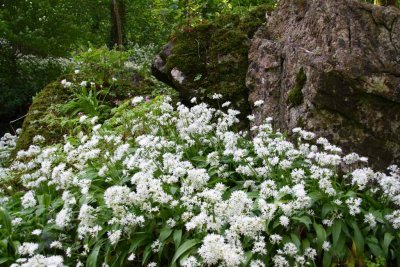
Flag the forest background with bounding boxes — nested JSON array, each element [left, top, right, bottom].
[[0, 0, 396, 134]]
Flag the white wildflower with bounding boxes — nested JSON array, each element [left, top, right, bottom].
[[254, 100, 264, 107], [21, 191, 36, 209], [322, 241, 331, 251]]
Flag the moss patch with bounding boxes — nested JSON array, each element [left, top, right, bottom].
[[287, 68, 306, 106], [12, 80, 71, 155], [165, 4, 275, 116]]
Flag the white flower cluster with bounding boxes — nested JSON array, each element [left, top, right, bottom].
[[1, 95, 399, 266], [0, 130, 19, 162]]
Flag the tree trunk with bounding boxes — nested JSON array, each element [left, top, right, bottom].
[[374, 0, 398, 7], [109, 0, 125, 49]]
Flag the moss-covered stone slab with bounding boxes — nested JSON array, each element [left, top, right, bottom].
[[152, 5, 275, 119]]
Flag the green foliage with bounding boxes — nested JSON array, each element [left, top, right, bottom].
[[0, 0, 110, 57], [61, 86, 111, 118], [0, 41, 71, 134], [122, 0, 277, 46], [287, 68, 306, 107], [73, 46, 129, 85], [0, 0, 109, 133], [0, 0, 276, 133]]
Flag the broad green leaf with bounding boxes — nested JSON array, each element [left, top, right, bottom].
[[290, 233, 301, 249], [313, 223, 327, 249], [323, 252, 332, 267], [350, 221, 364, 255], [171, 239, 201, 264], [111, 250, 128, 267], [129, 233, 150, 253], [173, 229, 182, 249], [383, 232, 394, 257], [0, 208, 11, 232], [35, 206, 46, 217], [322, 203, 334, 218], [244, 251, 253, 265], [159, 227, 173, 242], [179, 248, 197, 266], [366, 238, 383, 258], [142, 244, 152, 265], [302, 239, 310, 249], [332, 220, 342, 247], [86, 244, 101, 267]]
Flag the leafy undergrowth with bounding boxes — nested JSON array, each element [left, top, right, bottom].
[[0, 95, 399, 267], [12, 45, 176, 156]]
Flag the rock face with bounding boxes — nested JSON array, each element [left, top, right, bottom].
[[247, 0, 400, 169]]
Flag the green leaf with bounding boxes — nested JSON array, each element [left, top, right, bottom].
[[322, 203, 333, 218], [323, 252, 332, 267], [0, 208, 11, 232], [350, 221, 364, 255], [111, 250, 128, 267], [383, 232, 394, 257], [179, 248, 197, 266], [309, 192, 324, 202], [191, 156, 206, 162], [129, 233, 150, 253], [171, 239, 201, 265], [159, 227, 173, 242], [332, 220, 342, 248], [290, 233, 301, 249], [86, 244, 101, 267], [142, 244, 152, 265], [173, 229, 182, 249], [193, 74, 202, 81], [366, 237, 383, 258], [0, 257, 12, 264], [293, 216, 312, 231], [35, 206, 46, 217], [314, 223, 327, 249]]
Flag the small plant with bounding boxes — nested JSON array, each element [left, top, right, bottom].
[[61, 85, 111, 118]]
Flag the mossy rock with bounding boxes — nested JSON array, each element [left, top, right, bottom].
[[157, 4, 275, 118], [11, 72, 161, 158], [12, 80, 71, 155]]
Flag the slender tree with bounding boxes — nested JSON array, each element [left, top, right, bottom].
[[109, 0, 126, 48]]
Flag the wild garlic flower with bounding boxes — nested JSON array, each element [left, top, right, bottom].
[[254, 100, 264, 107]]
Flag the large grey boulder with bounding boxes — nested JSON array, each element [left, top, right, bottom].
[[247, 0, 400, 169]]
